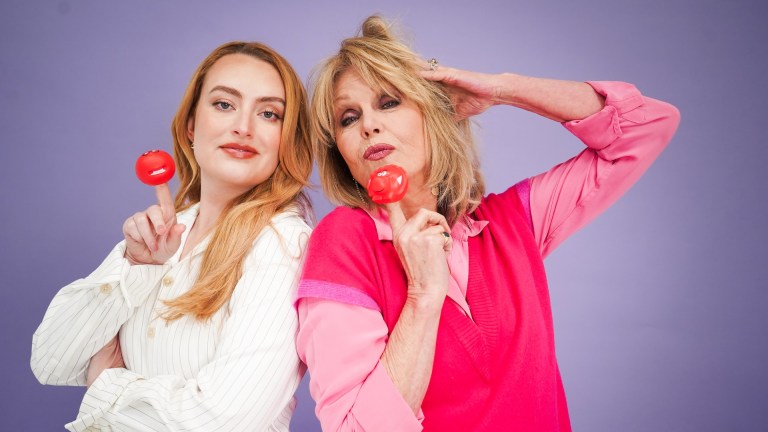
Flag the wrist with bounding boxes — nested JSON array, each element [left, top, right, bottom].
[[404, 291, 445, 317], [493, 72, 523, 105]]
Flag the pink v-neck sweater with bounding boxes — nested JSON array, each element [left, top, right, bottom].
[[300, 185, 567, 431]]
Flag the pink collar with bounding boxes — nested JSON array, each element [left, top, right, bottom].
[[365, 207, 488, 241]]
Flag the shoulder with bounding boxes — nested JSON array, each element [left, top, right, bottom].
[[302, 206, 380, 276], [311, 206, 377, 245], [475, 181, 528, 219], [248, 208, 313, 263]]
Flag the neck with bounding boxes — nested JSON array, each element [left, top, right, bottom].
[[398, 182, 438, 220], [195, 180, 246, 234]]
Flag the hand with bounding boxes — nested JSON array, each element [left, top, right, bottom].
[[385, 203, 452, 310], [86, 335, 125, 387], [122, 183, 186, 265], [420, 62, 503, 120]]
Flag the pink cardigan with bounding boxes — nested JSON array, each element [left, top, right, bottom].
[[297, 81, 681, 431]]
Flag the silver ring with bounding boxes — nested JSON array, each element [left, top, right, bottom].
[[428, 58, 439, 71], [441, 231, 450, 248]]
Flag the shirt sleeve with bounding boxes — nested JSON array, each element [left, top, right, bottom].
[[64, 216, 311, 432], [528, 81, 681, 258], [297, 297, 424, 432], [31, 240, 168, 386]]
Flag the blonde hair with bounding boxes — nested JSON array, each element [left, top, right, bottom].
[[163, 41, 312, 321], [310, 15, 484, 224]]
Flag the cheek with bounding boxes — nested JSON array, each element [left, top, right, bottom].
[[334, 133, 355, 164]]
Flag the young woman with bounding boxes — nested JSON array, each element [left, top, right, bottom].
[[296, 16, 680, 431], [31, 41, 313, 431]]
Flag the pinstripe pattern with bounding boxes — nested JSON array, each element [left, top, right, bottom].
[[31, 204, 311, 431]]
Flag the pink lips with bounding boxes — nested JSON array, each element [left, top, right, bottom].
[[220, 143, 259, 159], [363, 143, 395, 161]]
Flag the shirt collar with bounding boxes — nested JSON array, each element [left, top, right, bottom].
[[364, 206, 489, 241]]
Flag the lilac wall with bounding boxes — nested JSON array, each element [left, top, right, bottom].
[[2, 1, 766, 430]]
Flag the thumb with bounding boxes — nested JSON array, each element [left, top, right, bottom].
[[164, 223, 186, 254]]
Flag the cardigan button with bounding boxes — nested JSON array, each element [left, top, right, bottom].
[[99, 284, 112, 294]]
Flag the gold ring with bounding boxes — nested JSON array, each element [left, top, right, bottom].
[[441, 231, 450, 248]]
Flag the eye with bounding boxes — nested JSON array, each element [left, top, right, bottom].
[[213, 101, 233, 111], [261, 110, 283, 121], [380, 97, 400, 110], [339, 111, 359, 128]]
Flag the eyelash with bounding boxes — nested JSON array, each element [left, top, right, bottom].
[[213, 101, 282, 121], [261, 110, 282, 121], [339, 97, 400, 128], [213, 101, 233, 111]]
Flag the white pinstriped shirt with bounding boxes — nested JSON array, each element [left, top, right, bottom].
[[31, 204, 311, 431]]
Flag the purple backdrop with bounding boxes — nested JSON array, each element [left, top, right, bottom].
[[2, 1, 766, 431]]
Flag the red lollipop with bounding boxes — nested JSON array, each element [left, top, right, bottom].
[[367, 164, 409, 204], [135, 150, 175, 186]]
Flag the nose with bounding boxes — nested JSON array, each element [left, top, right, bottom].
[[232, 111, 254, 138], [361, 111, 382, 138]]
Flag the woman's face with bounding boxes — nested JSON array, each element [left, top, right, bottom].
[[333, 69, 428, 193], [188, 53, 285, 197]]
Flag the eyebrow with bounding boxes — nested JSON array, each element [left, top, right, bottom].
[[334, 94, 350, 102], [209, 85, 285, 106]]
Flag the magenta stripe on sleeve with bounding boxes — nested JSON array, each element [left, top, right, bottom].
[[297, 279, 381, 311]]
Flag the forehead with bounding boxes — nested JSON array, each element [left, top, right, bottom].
[[333, 68, 396, 102], [203, 53, 285, 98]]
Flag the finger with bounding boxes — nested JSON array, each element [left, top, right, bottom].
[[409, 208, 451, 233], [418, 66, 456, 84], [146, 205, 166, 235], [422, 225, 453, 252], [154, 183, 175, 221], [384, 202, 408, 235], [163, 223, 186, 255], [123, 218, 145, 245], [132, 212, 158, 252]]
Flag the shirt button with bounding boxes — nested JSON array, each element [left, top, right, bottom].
[[147, 327, 155, 338], [99, 283, 112, 294], [162, 276, 173, 287]]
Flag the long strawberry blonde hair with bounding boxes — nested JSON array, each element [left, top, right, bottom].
[[162, 41, 312, 321]]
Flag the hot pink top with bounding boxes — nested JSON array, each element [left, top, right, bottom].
[[297, 81, 680, 431]]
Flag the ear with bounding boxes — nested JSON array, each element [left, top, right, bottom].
[[186, 117, 195, 142]]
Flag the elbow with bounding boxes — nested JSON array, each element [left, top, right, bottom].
[[661, 101, 682, 139], [30, 349, 76, 385], [647, 98, 681, 149], [31, 359, 54, 385]]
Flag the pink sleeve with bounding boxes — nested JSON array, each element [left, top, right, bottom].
[[297, 297, 424, 432], [529, 81, 680, 258]]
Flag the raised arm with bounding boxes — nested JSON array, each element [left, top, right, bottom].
[[421, 66, 605, 121], [423, 67, 680, 257], [528, 81, 680, 256]]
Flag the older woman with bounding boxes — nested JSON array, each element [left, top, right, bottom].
[[297, 15, 679, 432]]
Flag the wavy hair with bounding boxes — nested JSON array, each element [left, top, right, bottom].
[[310, 15, 484, 224], [163, 41, 312, 321]]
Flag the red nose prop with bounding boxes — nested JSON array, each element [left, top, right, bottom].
[[135, 150, 176, 186], [367, 165, 408, 204]]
